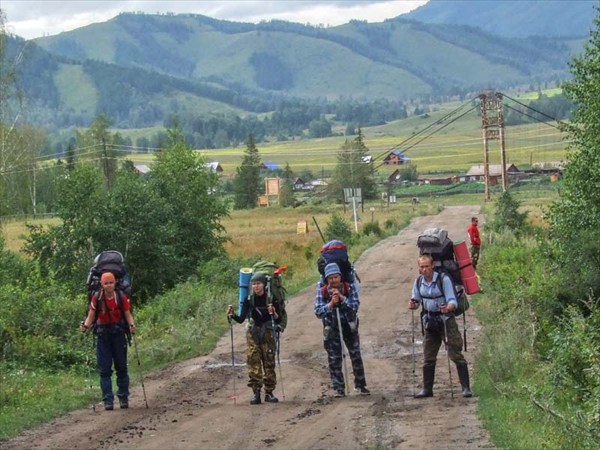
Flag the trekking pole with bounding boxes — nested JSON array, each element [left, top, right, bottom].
[[441, 313, 455, 399], [411, 309, 416, 399], [312, 216, 326, 243], [132, 334, 149, 408], [83, 332, 97, 412], [463, 306, 468, 352], [335, 307, 350, 395], [269, 306, 286, 401], [228, 312, 237, 405]]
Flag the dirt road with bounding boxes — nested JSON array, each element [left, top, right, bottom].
[[4, 205, 493, 450]]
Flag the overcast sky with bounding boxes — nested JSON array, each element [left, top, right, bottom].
[[2, 0, 428, 40]]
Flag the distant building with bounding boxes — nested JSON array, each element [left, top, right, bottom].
[[293, 177, 314, 191], [418, 176, 453, 186], [388, 169, 402, 184], [383, 150, 410, 166], [205, 161, 223, 173], [262, 161, 281, 171], [133, 164, 151, 175], [461, 163, 522, 184]]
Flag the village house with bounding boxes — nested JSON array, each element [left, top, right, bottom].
[[461, 163, 522, 184], [205, 161, 224, 173], [383, 150, 410, 166]]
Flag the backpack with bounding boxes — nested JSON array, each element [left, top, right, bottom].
[[251, 261, 287, 303], [85, 250, 132, 331], [417, 228, 462, 287], [317, 240, 358, 284], [417, 228, 470, 316], [416, 273, 470, 316], [250, 261, 288, 331]]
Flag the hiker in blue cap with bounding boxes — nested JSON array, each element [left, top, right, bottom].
[[314, 262, 369, 397]]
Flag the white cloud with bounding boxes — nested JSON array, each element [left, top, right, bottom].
[[2, 1, 427, 39]]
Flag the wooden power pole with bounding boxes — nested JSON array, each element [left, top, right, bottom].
[[479, 92, 507, 201]]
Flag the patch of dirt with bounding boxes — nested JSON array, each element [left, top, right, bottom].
[[3, 206, 494, 450]]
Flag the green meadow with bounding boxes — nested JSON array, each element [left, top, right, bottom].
[[124, 100, 569, 176]]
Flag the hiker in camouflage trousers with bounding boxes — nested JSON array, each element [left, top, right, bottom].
[[314, 263, 369, 397], [227, 272, 286, 405]]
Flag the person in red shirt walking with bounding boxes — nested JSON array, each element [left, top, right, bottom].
[[80, 272, 136, 410], [467, 217, 481, 269]]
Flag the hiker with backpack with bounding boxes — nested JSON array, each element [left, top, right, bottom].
[[314, 262, 369, 397], [408, 254, 472, 398], [467, 216, 481, 269], [226, 271, 287, 405], [80, 271, 136, 410]]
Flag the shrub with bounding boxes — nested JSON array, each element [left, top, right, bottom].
[[362, 221, 382, 237], [325, 212, 352, 242]]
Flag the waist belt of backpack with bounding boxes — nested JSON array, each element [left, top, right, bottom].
[[423, 310, 442, 316], [421, 293, 444, 299], [95, 322, 125, 332]]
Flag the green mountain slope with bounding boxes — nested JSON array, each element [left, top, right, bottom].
[[33, 12, 583, 101], [403, 0, 595, 38]]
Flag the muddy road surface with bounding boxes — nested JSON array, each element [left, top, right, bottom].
[[4, 205, 493, 450]]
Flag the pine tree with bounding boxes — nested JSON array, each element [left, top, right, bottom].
[[233, 134, 262, 209], [328, 128, 377, 202], [279, 163, 295, 207]]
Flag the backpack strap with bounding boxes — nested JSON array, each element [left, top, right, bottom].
[[416, 274, 445, 300]]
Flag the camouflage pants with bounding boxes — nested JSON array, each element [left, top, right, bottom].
[[423, 314, 466, 368], [323, 318, 367, 391], [246, 326, 276, 392], [470, 244, 480, 269]]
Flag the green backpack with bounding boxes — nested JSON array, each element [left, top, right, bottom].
[[252, 261, 288, 303]]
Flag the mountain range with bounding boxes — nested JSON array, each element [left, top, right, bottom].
[[3, 0, 596, 135]]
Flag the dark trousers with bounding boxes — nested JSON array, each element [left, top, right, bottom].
[[96, 330, 129, 403], [323, 315, 366, 390], [423, 315, 466, 367]]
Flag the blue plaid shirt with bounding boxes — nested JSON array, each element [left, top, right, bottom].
[[314, 281, 360, 319]]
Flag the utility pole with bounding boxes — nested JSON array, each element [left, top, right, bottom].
[[479, 92, 507, 201], [496, 92, 508, 191]]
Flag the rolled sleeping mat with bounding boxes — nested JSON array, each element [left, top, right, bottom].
[[239, 268, 253, 315], [453, 240, 480, 295]]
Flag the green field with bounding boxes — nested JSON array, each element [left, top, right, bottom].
[[124, 100, 569, 177]]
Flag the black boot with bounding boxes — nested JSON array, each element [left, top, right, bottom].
[[415, 365, 435, 398], [264, 391, 279, 403], [456, 363, 473, 398], [250, 389, 262, 405]]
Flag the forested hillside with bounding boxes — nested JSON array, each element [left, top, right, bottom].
[[404, 0, 595, 38], [34, 12, 581, 100]]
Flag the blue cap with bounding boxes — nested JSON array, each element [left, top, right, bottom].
[[324, 263, 341, 279]]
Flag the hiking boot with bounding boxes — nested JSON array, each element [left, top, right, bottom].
[[119, 397, 129, 409], [415, 365, 435, 398], [334, 389, 346, 398], [355, 386, 370, 395], [104, 402, 114, 411], [250, 389, 262, 405], [456, 363, 473, 398], [264, 391, 279, 403]]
